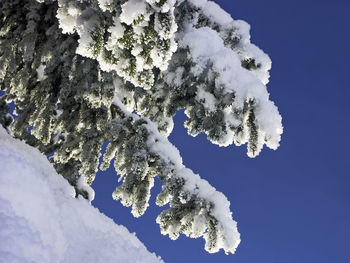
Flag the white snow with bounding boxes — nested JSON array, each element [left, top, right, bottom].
[[187, 0, 272, 85], [0, 127, 163, 263], [120, 0, 148, 25], [108, 17, 125, 42], [188, 0, 232, 26], [97, 0, 114, 11], [56, 1, 80, 34], [36, 64, 47, 81], [146, 0, 176, 13], [179, 27, 283, 153]]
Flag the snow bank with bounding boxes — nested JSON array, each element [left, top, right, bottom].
[[0, 127, 163, 263]]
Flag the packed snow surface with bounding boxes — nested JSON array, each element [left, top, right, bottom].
[[0, 127, 163, 263]]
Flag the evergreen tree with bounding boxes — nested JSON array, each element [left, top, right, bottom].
[[0, 0, 283, 254]]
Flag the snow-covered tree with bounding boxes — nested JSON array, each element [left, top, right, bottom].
[[0, 0, 283, 254]]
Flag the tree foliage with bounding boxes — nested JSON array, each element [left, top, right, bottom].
[[0, 0, 283, 254]]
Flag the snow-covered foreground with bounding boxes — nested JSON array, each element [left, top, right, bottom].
[[0, 127, 163, 263]]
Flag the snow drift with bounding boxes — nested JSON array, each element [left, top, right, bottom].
[[0, 127, 162, 263]]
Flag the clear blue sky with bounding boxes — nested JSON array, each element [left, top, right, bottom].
[[92, 0, 350, 262]]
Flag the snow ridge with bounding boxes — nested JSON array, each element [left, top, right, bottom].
[[0, 127, 163, 263]]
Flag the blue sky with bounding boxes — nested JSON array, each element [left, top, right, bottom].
[[92, 0, 350, 262]]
